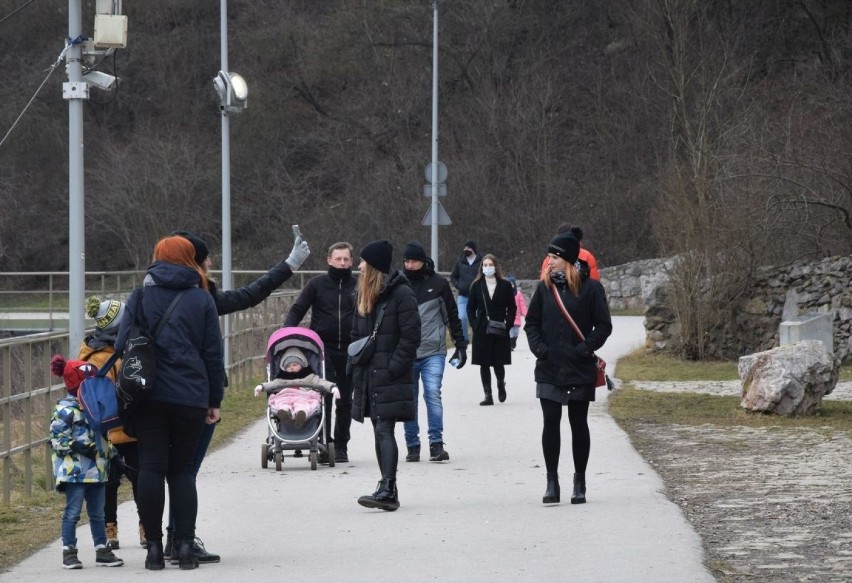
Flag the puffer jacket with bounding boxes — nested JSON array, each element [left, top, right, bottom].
[[406, 259, 466, 358], [350, 271, 421, 422], [115, 261, 225, 409], [283, 267, 357, 351], [50, 395, 113, 491], [524, 276, 612, 387], [209, 258, 294, 316]]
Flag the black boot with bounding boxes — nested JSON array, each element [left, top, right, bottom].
[[357, 478, 400, 511], [542, 472, 560, 504], [571, 472, 586, 504], [144, 540, 165, 571], [177, 539, 199, 570], [164, 529, 175, 561], [480, 389, 493, 406], [497, 379, 507, 403]]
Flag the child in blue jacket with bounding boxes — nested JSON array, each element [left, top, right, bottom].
[[49, 355, 124, 569]]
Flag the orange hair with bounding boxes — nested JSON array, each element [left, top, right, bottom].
[[152, 236, 209, 290]]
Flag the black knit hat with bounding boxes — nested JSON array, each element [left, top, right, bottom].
[[403, 241, 429, 263], [360, 240, 393, 274], [172, 230, 209, 266], [464, 240, 477, 253], [548, 232, 580, 264]]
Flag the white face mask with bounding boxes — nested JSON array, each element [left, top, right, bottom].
[[482, 266, 495, 277]]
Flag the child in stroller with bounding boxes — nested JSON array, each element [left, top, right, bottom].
[[254, 347, 340, 428]]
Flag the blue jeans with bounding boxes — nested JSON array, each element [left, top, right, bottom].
[[457, 295, 470, 343], [404, 354, 446, 447], [62, 482, 107, 548]]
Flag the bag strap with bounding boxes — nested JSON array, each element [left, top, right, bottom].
[[94, 351, 121, 379], [151, 290, 188, 340], [369, 302, 387, 339], [550, 284, 585, 341]]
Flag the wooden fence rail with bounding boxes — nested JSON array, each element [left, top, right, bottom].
[[0, 289, 298, 505]]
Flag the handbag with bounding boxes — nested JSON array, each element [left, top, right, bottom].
[[481, 286, 508, 337], [117, 288, 187, 414], [486, 319, 507, 336], [347, 302, 387, 366], [549, 285, 613, 390]]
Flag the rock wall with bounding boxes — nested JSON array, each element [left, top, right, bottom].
[[600, 255, 852, 361]]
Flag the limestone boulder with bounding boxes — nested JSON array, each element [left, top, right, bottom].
[[738, 340, 838, 416]]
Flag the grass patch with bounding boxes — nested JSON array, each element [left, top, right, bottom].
[[0, 379, 266, 573], [609, 387, 852, 432], [616, 348, 739, 381]]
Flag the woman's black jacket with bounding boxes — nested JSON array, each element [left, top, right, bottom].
[[524, 277, 612, 387], [350, 271, 421, 423]]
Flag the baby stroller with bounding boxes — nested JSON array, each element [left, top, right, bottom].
[[261, 327, 334, 471]]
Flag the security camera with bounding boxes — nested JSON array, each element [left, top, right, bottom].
[[83, 70, 117, 91]]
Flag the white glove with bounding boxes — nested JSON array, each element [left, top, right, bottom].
[[331, 386, 341, 400], [254, 384, 263, 397], [285, 236, 311, 271]]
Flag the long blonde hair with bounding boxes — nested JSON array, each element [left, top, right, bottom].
[[542, 259, 581, 296], [356, 263, 385, 316]]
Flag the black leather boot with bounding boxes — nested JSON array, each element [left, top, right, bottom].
[[177, 539, 199, 570], [357, 478, 400, 511], [571, 472, 586, 504], [480, 389, 493, 406], [497, 379, 507, 403], [144, 540, 165, 571], [542, 472, 560, 504]]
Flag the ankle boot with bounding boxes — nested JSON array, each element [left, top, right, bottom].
[[542, 472, 560, 504], [480, 389, 493, 406], [357, 478, 400, 511], [164, 529, 175, 561], [571, 472, 586, 504], [497, 379, 507, 403], [144, 540, 165, 571], [177, 539, 199, 570]]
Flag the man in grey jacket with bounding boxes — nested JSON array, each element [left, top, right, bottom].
[[402, 241, 467, 462]]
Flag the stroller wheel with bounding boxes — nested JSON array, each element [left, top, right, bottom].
[[309, 451, 318, 471], [261, 444, 269, 469], [328, 443, 336, 468], [274, 451, 283, 471]]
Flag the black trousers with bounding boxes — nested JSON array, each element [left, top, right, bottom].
[[104, 441, 140, 524], [133, 400, 206, 543], [323, 347, 353, 448], [371, 418, 398, 480]]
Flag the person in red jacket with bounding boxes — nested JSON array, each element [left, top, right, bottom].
[[539, 223, 600, 281]]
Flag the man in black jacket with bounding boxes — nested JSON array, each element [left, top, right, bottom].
[[284, 242, 357, 463], [449, 240, 481, 343], [402, 241, 467, 462]]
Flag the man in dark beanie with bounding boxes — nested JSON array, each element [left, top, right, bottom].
[[284, 242, 357, 463], [401, 241, 466, 463], [359, 239, 393, 274], [449, 239, 482, 343], [165, 227, 310, 564]]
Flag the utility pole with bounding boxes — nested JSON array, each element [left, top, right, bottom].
[[65, 0, 86, 352], [219, 0, 233, 366], [429, 0, 440, 270]]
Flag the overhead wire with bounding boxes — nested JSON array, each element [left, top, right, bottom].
[[0, 0, 37, 26], [0, 36, 85, 149]]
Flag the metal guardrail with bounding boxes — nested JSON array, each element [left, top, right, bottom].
[[0, 286, 300, 505]]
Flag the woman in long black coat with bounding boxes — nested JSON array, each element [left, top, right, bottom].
[[466, 254, 516, 406], [524, 232, 612, 506], [349, 240, 420, 511]]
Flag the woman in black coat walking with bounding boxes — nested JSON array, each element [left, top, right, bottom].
[[466, 254, 516, 405], [350, 240, 421, 511], [524, 232, 612, 505]]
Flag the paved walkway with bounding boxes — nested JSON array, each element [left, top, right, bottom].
[[5, 316, 715, 582]]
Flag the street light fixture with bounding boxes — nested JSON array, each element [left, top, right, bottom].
[[213, 71, 248, 113]]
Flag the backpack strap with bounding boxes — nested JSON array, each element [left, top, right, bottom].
[[151, 290, 188, 340]]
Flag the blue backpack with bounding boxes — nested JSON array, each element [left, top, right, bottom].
[[78, 352, 123, 432]]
